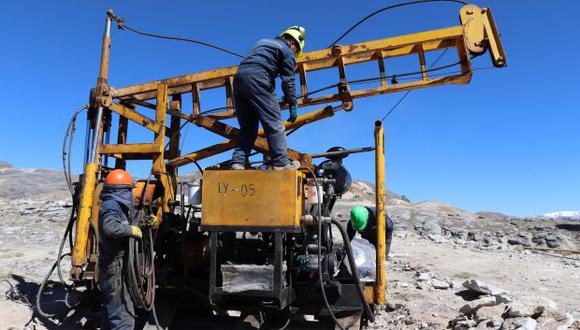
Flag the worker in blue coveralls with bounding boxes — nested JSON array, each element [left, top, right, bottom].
[[231, 26, 306, 170], [98, 169, 143, 330]]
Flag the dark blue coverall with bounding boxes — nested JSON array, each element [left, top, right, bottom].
[[231, 37, 297, 167], [98, 185, 136, 330], [348, 206, 394, 257]]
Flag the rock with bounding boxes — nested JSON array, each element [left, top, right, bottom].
[[416, 219, 443, 236], [475, 304, 507, 323], [416, 271, 432, 281], [544, 234, 561, 248], [463, 279, 509, 296], [451, 315, 477, 330], [459, 296, 498, 315], [507, 295, 557, 318], [501, 317, 537, 330], [446, 227, 468, 240], [535, 308, 570, 329], [508, 237, 531, 246], [387, 205, 412, 223], [470, 231, 484, 242], [431, 279, 450, 290], [569, 320, 580, 329]]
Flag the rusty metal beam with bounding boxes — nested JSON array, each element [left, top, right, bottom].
[[112, 26, 469, 106], [168, 140, 237, 168], [109, 102, 172, 137], [100, 143, 160, 155]]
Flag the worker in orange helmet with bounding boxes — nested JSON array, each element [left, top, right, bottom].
[[98, 169, 141, 329]]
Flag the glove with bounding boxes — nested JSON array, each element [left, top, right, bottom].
[[287, 105, 298, 123], [144, 214, 157, 227], [130, 225, 142, 239]]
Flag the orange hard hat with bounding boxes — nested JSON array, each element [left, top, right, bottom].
[[105, 169, 133, 186]]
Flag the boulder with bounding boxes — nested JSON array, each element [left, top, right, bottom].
[[507, 237, 531, 246], [507, 295, 557, 318], [431, 279, 450, 290], [535, 308, 570, 329], [501, 317, 537, 330], [387, 205, 412, 223], [475, 304, 508, 323], [415, 219, 443, 236], [463, 279, 509, 297], [459, 296, 498, 315]]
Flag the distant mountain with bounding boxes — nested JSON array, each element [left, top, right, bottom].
[[0, 162, 71, 200], [541, 211, 580, 221], [0, 161, 13, 169]]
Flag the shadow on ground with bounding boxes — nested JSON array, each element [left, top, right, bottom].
[[2, 274, 102, 329], [556, 223, 580, 232]]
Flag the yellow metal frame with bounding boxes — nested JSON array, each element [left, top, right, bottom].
[[69, 4, 507, 294]]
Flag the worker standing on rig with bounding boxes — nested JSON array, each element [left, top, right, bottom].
[[98, 169, 142, 330], [231, 26, 306, 170]]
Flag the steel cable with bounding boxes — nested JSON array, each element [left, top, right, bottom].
[[108, 12, 243, 58], [62, 105, 88, 196], [328, 0, 468, 47]]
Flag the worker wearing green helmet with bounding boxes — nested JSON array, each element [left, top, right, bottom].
[[348, 206, 394, 258]]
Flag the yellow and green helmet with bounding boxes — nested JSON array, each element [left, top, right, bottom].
[[279, 26, 306, 56]]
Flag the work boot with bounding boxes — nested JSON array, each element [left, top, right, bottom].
[[231, 163, 245, 170], [272, 160, 300, 171]]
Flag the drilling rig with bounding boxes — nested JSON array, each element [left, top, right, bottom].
[[57, 3, 506, 328]]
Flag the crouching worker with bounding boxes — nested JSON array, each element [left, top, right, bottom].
[[348, 206, 394, 258], [98, 169, 142, 330]]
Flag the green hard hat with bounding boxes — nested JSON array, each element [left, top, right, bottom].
[[350, 206, 369, 231]]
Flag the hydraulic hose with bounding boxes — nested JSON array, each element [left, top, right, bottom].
[[124, 172, 162, 329], [302, 167, 345, 330], [125, 212, 156, 311], [330, 219, 375, 322], [36, 205, 80, 317]]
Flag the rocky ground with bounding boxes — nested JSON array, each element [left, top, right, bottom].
[[0, 163, 579, 329]]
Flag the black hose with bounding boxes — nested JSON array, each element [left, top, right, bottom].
[[36, 204, 80, 317], [125, 213, 156, 311], [123, 171, 162, 329], [62, 105, 87, 196], [302, 167, 345, 330], [330, 219, 375, 322], [36, 253, 73, 318]]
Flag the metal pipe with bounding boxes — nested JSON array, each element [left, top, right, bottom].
[[373, 120, 386, 305], [83, 115, 91, 165], [71, 9, 113, 277], [88, 106, 103, 163], [97, 10, 113, 85], [311, 146, 375, 159]]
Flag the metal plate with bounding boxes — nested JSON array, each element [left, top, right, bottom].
[[201, 170, 304, 229]]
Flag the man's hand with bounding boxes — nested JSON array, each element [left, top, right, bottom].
[[144, 214, 157, 227], [130, 225, 142, 239], [287, 105, 298, 123]]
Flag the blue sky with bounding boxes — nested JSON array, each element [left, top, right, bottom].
[[1, 1, 578, 216]]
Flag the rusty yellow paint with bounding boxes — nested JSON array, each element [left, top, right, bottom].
[[374, 121, 387, 305], [364, 285, 375, 304], [71, 162, 98, 272], [100, 143, 161, 155], [109, 102, 166, 135], [111, 27, 483, 107], [152, 84, 175, 214], [201, 170, 304, 228]]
